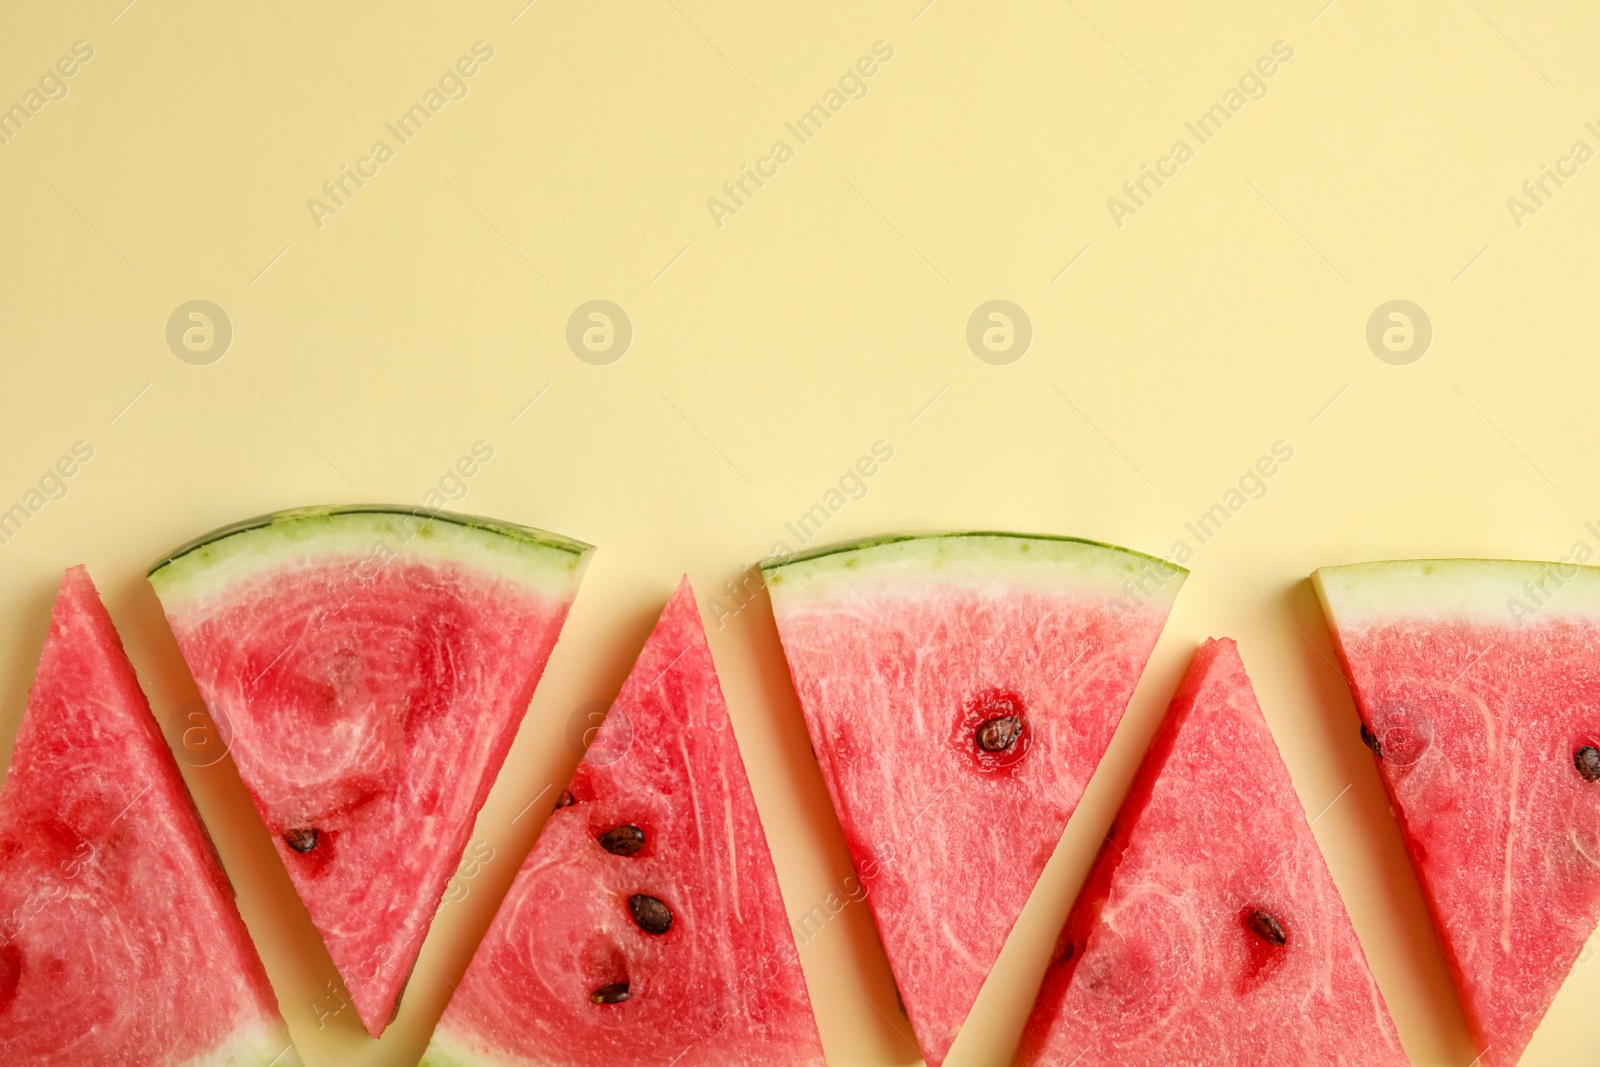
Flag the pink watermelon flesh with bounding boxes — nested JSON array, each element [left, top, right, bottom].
[[762, 533, 1184, 1064], [425, 578, 824, 1067], [1017, 638, 1407, 1066], [1317, 559, 1600, 1067], [149, 507, 591, 1036], [0, 567, 295, 1066]]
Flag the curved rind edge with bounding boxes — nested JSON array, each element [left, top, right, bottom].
[[150, 504, 592, 577], [147, 506, 594, 609], [759, 531, 1187, 592]]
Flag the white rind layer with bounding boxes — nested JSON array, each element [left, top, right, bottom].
[[178, 1020, 302, 1067], [1315, 558, 1600, 625], [420, 1027, 535, 1067], [762, 532, 1185, 604], [149, 506, 593, 609]]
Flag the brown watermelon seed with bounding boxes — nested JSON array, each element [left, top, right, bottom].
[[1058, 940, 1075, 964], [590, 982, 630, 1005], [1247, 909, 1287, 947], [1360, 723, 1382, 757], [598, 824, 645, 857], [555, 790, 576, 810], [1576, 746, 1600, 782], [976, 715, 1022, 753], [628, 894, 673, 935], [284, 828, 319, 854]]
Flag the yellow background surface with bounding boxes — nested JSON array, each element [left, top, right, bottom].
[[3, 1, 1599, 1064]]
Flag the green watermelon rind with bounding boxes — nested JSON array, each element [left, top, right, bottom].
[[761, 531, 1185, 596], [1315, 557, 1600, 623], [148, 505, 594, 607]]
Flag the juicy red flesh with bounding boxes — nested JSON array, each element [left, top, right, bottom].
[[162, 557, 576, 1036], [1018, 639, 1407, 1066], [771, 581, 1172, 1065], [432, 580, 825, 1067], [0, 568, 286, 1066], [1329, 614, 1600, 1067]]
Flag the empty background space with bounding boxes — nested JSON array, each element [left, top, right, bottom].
[[2, 1, 1598, 1064]]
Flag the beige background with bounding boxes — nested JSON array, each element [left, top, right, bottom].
[[3, 1, 1599, 1064]]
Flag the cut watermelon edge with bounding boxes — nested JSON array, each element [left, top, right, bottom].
[[148, 505, 594, 607]]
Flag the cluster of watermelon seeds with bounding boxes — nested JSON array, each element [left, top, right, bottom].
[[573, 814, 677, 1007]]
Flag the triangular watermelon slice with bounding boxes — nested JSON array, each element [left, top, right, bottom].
[[1016, 638, 1407, 1065], [149, 505, 593, 1036], [0, 567, 297, 1066], [1316, 558, 1600, 1066], [761, 532, 1184, 1064], [423, 577, 825, 1067]]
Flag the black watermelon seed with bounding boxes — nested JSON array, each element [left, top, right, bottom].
[[284, 828, 319, 854], [1247, 909, 1287, 947], [590, 982, 630, 1005], [976, 715, 1023, 753], [598, 824, 646, 857], [1360, 723, 1382, 758], [1059, 940, 1075, 964], [555, 790, 576, 810], [1576, 746, 1600, 783], [628, 893, 673, 935]]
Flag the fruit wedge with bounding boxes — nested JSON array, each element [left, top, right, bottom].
[[0, 567, 297, 1066], [762, 532, 1183, 1063], [424, 578, 825, 1067], [1317, 558, 1600, 1066], [149, 505, 592, 1035], [1017, 638, 1407, 1065]]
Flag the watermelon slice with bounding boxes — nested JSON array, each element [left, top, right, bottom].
[[761, 532, 1184, 1064], [148, 505, 592, 1037], [0, 567, 297, 1066], [1016, 638, 1407, 1066], [423, 577, 825, 1067], [1316, 558, 1600, 1066]]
